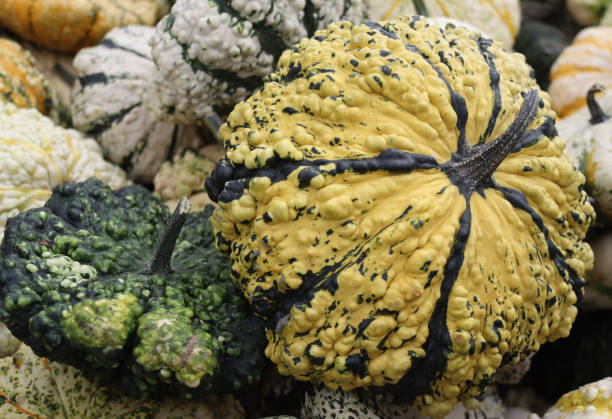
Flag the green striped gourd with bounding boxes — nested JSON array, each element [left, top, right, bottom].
[[71, 25, 202, 183], [143, 0, 369, 124]]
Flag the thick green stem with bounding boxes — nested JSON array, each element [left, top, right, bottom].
[[587, 84, 610, 124], [442, 89, 540, 193], [142, 196, 191, 275]]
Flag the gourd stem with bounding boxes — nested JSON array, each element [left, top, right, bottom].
[[204, 112, 225, 146], [442, 89, 540, 193], [587, 84, 610, 124], [141, 196, 191, 275], [414, 0, 429, 16]]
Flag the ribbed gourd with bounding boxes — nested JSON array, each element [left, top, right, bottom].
[[548, 26, 612, 118], [0, 37, 50, 114], [24, 42, 78, 127], [0, 0, 169, 52], [206, 16, 594, 416], [556, 85, 612, 224], [72, 25, 203, 183], [144, 0, 369, 124], [365, 0, 521, 49]]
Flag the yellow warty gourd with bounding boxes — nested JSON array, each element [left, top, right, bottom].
[[206, 16, 594, 416]]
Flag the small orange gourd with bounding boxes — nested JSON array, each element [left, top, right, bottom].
[[0, 37, 50, 114], [0, 0, 168, 52]]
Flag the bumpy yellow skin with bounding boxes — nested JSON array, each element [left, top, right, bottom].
[[0, 37, 49, 114], [212, 17, 594, 416], [0, 0, 164, 52]]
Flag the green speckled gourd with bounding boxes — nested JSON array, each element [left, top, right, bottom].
[[0, 344, 245, 418], [205, 16, 594, 416], [0, 178, 266, 399]]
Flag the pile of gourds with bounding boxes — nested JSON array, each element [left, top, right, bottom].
[[0, 0, 611, 417]]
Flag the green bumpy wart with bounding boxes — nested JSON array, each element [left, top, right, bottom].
[[0, 178, 267, 400]]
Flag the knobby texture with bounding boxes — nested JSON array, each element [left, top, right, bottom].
[[0, 179, 266, 400], [207, 16, 594, 416]]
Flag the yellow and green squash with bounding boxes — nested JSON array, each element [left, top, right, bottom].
[[206, 16, 594, 416]]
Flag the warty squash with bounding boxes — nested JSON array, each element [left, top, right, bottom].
[[365, 0, 521, 49], [0, 37, 50, 115], [0, 102, 128, 240], [154, 143, 224, 211], [0, 0, 169, 52], [72, 25, 203, 183], [206, 16, 594, 416], [556, 84, 612, 224], [548, 26, 612, 118], [144, 0, 369, 124], [542, 377, 612, 418]]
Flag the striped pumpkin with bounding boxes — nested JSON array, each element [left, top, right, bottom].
[[72, 25, 203, 183], [207, 16, 594, 416], [365, 0, 521, 49], [144, 0, 369, 124], [0, 37, 50, 114], [548, 26, 612, 118], [0, 0, 168, 52]]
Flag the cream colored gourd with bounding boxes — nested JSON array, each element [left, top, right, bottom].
[[548, 26, 612, 118], [72, 25, 203, 183], [0, 102, 128, 240], [556, 84, 612, 223], [366, 0, 521, 49]]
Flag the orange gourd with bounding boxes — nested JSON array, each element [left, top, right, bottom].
[[0, 37, 50, 114], [0, 0, 168, 52]]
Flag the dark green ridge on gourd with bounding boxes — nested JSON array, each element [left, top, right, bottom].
[[84, 102, 140, 138], [474, 37, 502, 142], [100, 37, 150, 59], [587, 84, 610, 124], [0, 178, 267, 400]]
